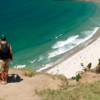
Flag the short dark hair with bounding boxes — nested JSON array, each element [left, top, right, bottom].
[[1, 35, 6, 41]]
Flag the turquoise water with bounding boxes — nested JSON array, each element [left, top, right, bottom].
[[0, 0, 100, 70]]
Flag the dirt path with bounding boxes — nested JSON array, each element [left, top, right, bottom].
[[0, 69, 63, 100]]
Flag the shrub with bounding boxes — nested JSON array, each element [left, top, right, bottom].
[[71, 74, 81, 82], [71, 77, 76, 80], [87, 63, 91, 69], [98, 59, 100, 66], [76, 74, 81, 82], [98, 68, 100, 73], [96, 59, 100, 73]]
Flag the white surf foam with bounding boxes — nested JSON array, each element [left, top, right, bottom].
[[53, 33, 63, 39], [37, 56, 45, 61], [28, 56, 45, 64], [48, 27, 99, 59], [52, 35, 79, 49], [48, 45, 75, 58], [36, 63, 54, 72], [14, 65, 26, 69], [28, 59, 36, 63]]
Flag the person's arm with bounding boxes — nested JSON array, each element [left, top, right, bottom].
[[10, 45, 13, 61]]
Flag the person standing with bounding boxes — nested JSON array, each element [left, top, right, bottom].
[[0, 39, 5, 82], [0, 35, 13, 84]]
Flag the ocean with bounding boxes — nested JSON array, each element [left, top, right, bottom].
[[0, 0, 100, 70]]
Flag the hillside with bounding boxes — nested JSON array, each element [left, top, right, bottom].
[[0, 68, 100, 100], [0, 68, 68, 100]]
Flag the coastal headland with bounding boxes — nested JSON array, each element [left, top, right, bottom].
[[1, 67, 100, 100], [0, 68, 67, 100]]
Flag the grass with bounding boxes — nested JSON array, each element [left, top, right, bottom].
[[18, 67, 41, 77], [10, 67, 100, 100], [36, 81, 100, 100], [17, 67, 68, 88], [17, 67, 68, 83], [50, 74, 68, 87], [71, 74, 81, 82]]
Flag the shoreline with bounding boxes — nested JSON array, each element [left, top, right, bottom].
[[37, 27, 100, 73], [38, 27, 100, 78]]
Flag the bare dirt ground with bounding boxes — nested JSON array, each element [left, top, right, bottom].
[[0, 69, 100, 100], [79, 72, 100, 83], [0, 69, 64, 100]]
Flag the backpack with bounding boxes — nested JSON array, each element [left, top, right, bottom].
[[0, 43, 11, 59]]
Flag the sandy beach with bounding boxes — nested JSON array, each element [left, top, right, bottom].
[[47, 30, 100, 78]]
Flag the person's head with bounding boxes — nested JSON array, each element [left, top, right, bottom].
[[1, 35, 6, 41]]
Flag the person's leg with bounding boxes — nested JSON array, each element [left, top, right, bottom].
[[2, 73, 5, 82], [5, 72, 8, 83], [0, 59, 5, 81], [0, 73, 1, 81], [3, 59, 9, 83], [1, 73, 7, 84], [0, 60, 6, 84]]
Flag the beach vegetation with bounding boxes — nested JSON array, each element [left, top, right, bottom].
[[98, 68, 100, 73], [87, 63, 92, 69], [18, 67, 41, 77], [76, 74, 81, 82], [71, 74, 81, 82], [40, 73, 68, 87], [51, 74, 68, 87], [96, 66, 100, 73], [97, 59, 100, 73], [51, 74, 67, 81], [94, 59, 100, 73], [98, 59, 100, 66], [71, 76, 76, 80], [18, 67, 68, 86], [36, 81, 100, 100]]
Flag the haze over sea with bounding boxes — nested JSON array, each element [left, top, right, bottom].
[[0, 0, 100, 70]]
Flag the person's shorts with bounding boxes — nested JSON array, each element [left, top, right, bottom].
[[0, 59, 9, 73]]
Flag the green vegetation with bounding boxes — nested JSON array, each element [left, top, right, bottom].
[[18, 67, 68, 85], [76, 74, 81, 82], [50, 74, 68, 87], [87, 63, 92, 69], [98, 59, 100, 66], [98, 59, 100, 73], [71, 76, 76, 80], [51, 74, 67, 81], [18, 67, 41, 77], [36, 81, 100, 100], [71, 74, 81, 82], [98, 69, 100, 73], [96, 59, 100, 73], [35, 59, 100, 100], [17, 59, 100, 100]]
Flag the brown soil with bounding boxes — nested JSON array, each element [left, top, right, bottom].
[[0, 69, 65, 100], [0, 69, 100, 100], [68, 79, 78, 85], [79, 72, 100, 83]]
